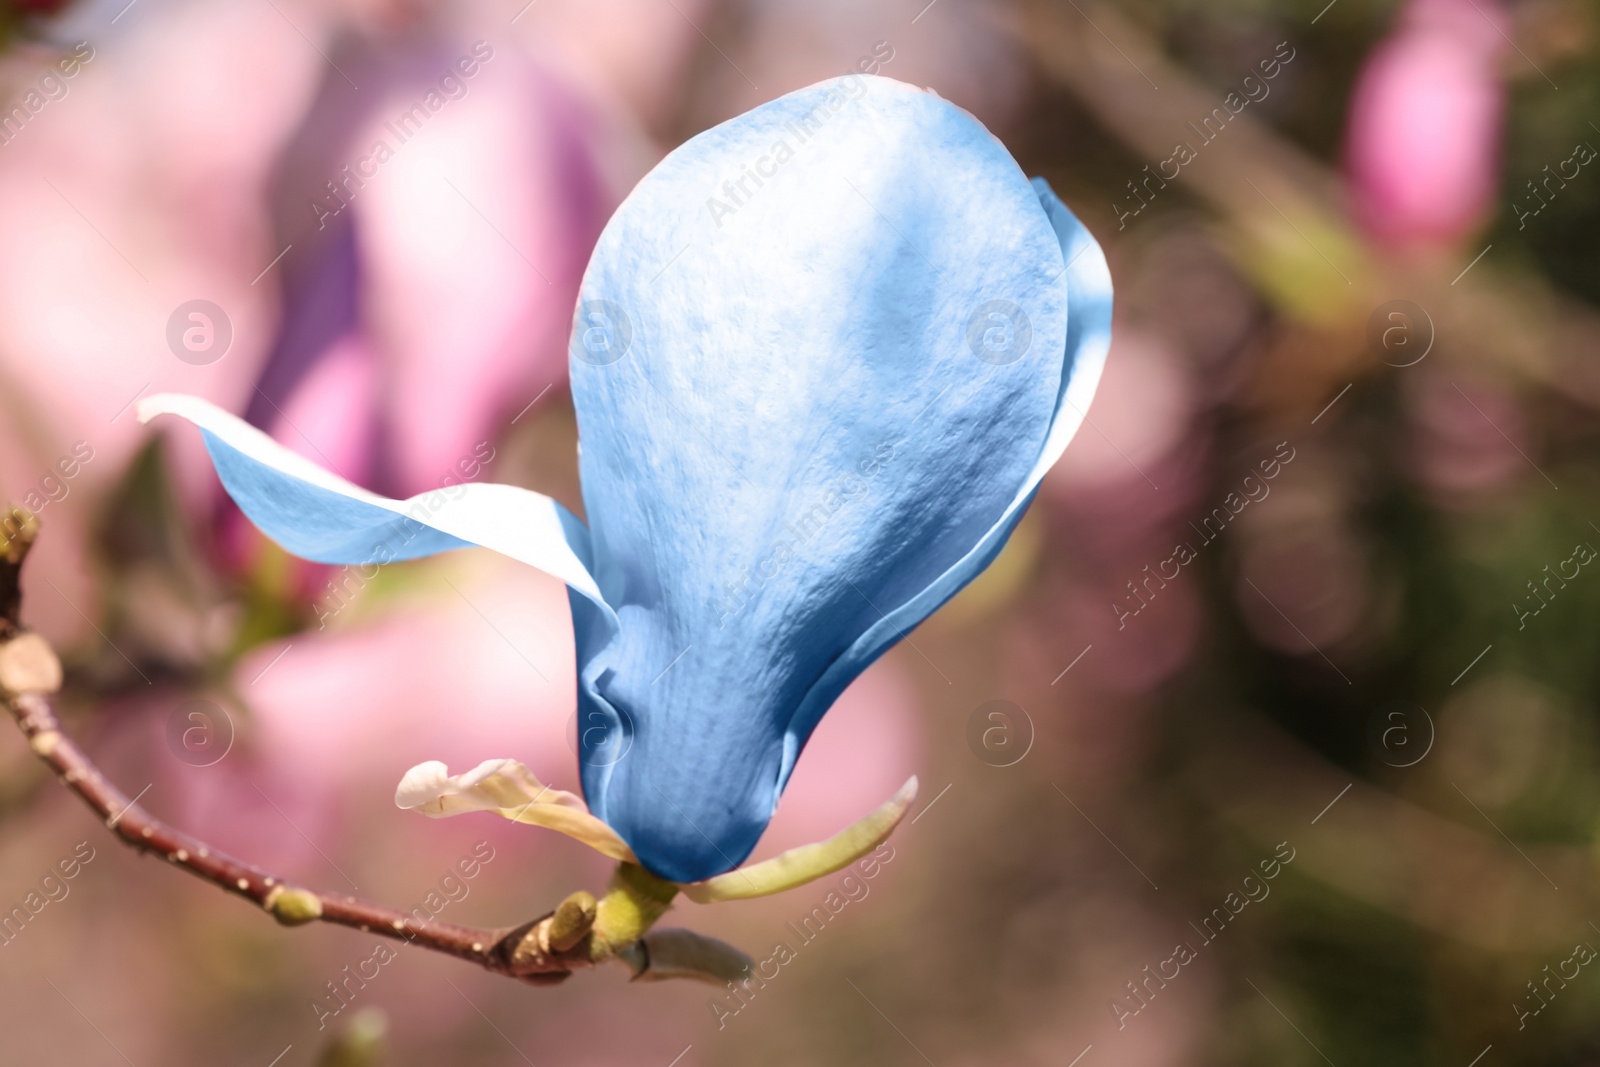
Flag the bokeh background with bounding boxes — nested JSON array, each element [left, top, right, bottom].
[[0, 0, 1597, 1063]]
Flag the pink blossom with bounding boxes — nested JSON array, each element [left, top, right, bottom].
[[1345, 0, 1509, 248], [247, 40, 612, 505]]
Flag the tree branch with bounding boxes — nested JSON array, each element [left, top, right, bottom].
[[0, 506, 721, 987]]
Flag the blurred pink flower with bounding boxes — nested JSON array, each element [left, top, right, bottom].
[[735, 0, 1024, 128], [1407, 370, 1531, 495], [0, 9, 327, 642], [239, 556, 575, 794], [1344, 0, 1508, 249], [0, 7, 675, 639], [247, 39, 611, 504], [214, 36, 619, 605], [1235, 525, 1371, 654], [101, 554, 574, 888], [510, 0, 714, 131], [1044, 327, 1205, 554]]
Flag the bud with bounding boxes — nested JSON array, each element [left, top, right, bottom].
[[265, 886, 324, 926], [548, 890, 598, 952]]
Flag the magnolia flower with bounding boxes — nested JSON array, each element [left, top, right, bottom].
[[139, 75, 1112, 886]]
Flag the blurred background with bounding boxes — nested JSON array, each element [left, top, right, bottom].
[[0, 0, 1596, 1063]]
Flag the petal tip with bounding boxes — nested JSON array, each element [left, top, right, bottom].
[[134, 396, 168, 425], [136, 392, 202, 426], [394, 760, 451, 810]]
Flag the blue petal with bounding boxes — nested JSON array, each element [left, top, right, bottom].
[[568, 76, 1111, 881], [137, 394, 612, 617]]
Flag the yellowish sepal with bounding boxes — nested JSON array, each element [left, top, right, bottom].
[[678, 776, 917, 903]]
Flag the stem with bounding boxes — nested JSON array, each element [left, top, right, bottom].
[[591, 862, 680, 956], [5, 688, 528, 963]]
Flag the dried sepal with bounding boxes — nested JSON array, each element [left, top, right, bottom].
[[395, 759, 637, 863]]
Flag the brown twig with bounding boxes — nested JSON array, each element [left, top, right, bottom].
[[0, 506, 637, 986]]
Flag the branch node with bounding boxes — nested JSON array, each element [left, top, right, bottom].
[[0, 633, 62, 696], [264, 885, 324, 926], [28, 728, 61, 758], [504, 915, 558, 972]]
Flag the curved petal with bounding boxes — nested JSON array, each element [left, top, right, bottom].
[[567, 75, 1110, 882], [678, 776, 916, 903], [395, 759, 637, 863], [137, 393, 615, 623], [773, 179, 1112, 784]]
